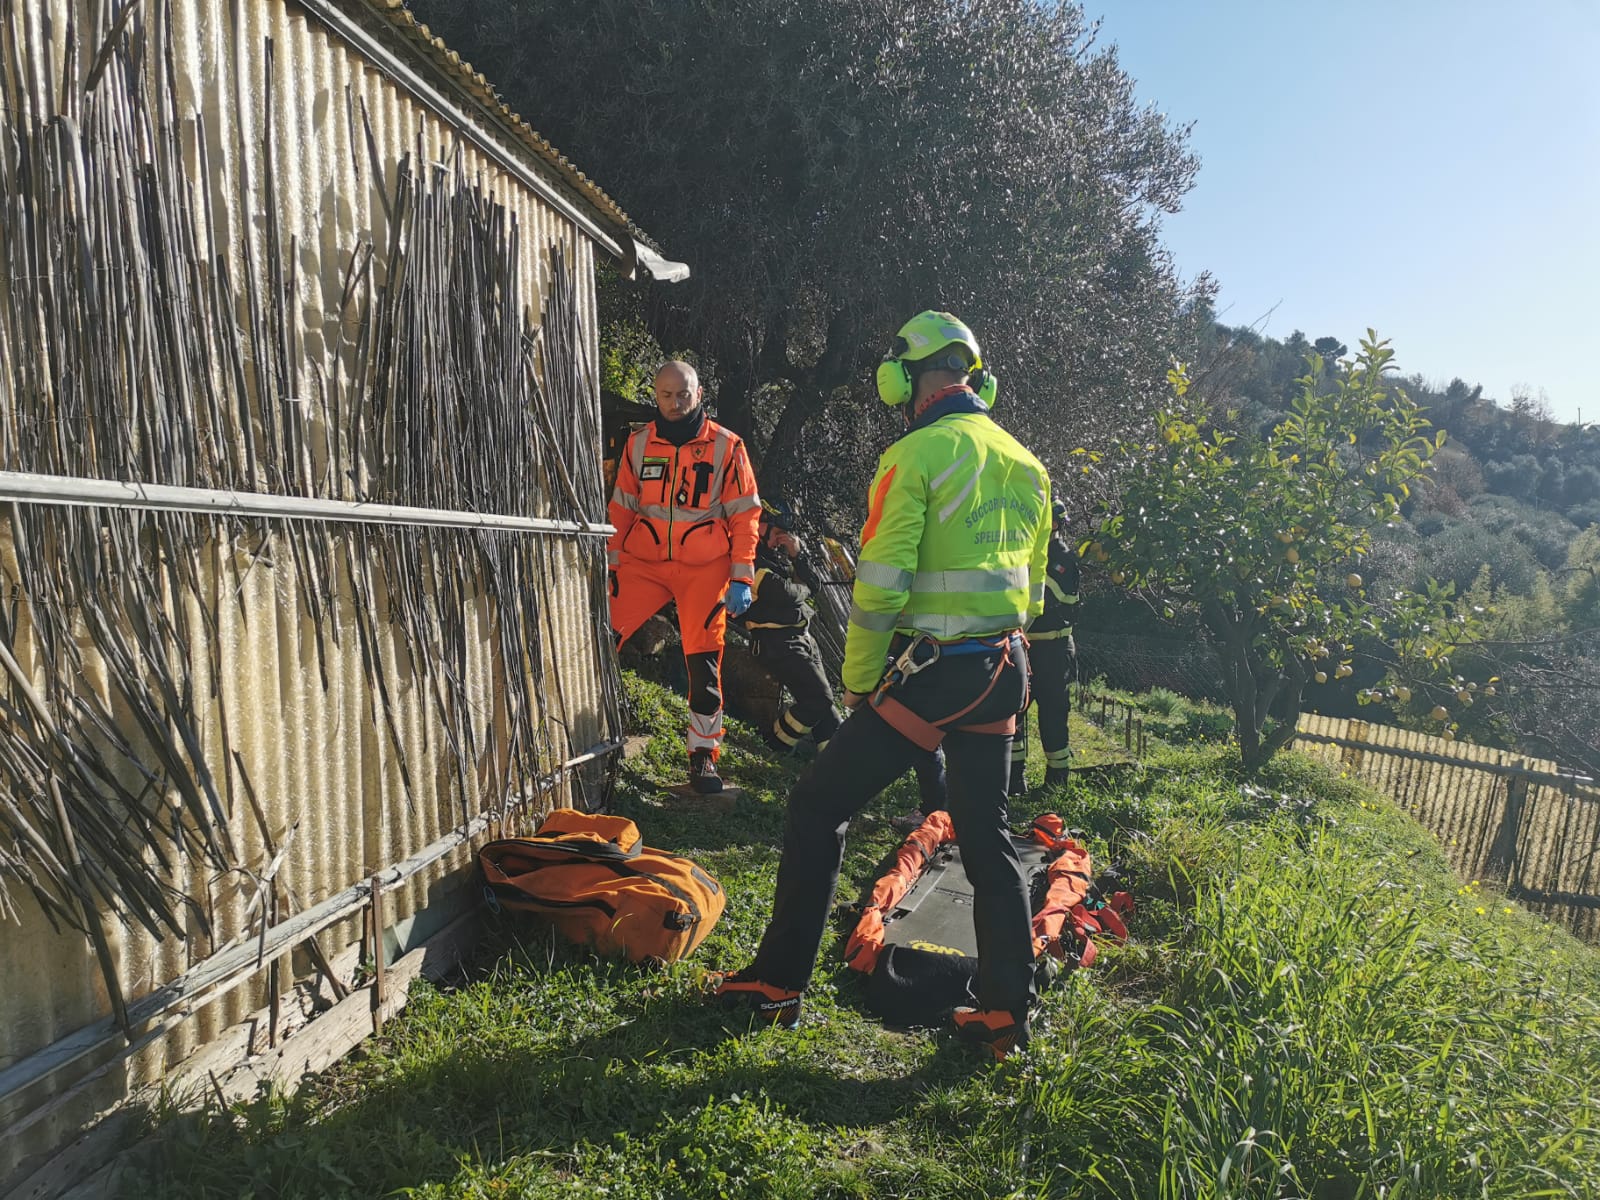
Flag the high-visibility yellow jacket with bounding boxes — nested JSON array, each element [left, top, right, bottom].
[[607, 416, 760, 580], [843, 389, 1051, 694]]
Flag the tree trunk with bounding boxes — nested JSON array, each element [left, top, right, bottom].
[[761, 384, 829, 493], [1204, 600, 1260, 769], [714, 357, 757, 444], [1257, 660, 1309, 764], [759, 309, 862, 493], [1203, 598, 1306, 773]]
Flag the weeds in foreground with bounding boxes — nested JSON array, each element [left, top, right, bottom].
[[125, 675, 1600, 1199]]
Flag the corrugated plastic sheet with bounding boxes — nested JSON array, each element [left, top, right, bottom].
[[0, 0, 618, 1182]]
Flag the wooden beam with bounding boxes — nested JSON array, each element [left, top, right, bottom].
[[212, 909, 479, 1107], [369, 873, 387, 1036]]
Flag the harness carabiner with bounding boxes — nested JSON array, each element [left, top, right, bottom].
[[885, 633, 941, 688]]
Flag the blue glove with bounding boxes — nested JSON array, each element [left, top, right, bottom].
[[724, 580, 753, 617]]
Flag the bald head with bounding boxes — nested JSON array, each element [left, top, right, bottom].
[[653, 360, 703, 421]]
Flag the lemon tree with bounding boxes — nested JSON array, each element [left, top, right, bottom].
[[1095, 334, 1472, 770]]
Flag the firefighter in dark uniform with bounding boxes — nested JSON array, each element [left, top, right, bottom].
[[732, 499, 843, 751], [1011, 498, 1079, 792]]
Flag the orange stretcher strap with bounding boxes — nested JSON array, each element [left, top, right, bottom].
[[843, 811, 957, 973]]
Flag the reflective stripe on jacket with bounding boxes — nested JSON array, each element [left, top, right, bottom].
[[1028, 530, 1080, 638], [842, 399, 1051, 694], [607, 416, 760, 577]]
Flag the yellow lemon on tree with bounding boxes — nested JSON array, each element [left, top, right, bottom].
[[1346, 573, 1363, 588], [1430, 705, 1449, 721]]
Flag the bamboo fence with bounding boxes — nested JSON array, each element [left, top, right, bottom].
[[1296, 715, 1600, 943]]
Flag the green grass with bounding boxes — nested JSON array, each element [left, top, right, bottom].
[[1079, 679, 1237, 747], [125, 674, 1600, 1199]]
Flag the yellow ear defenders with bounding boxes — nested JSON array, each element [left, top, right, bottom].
[[875, 347, 999, 408], [876, 356, 915, 409], [875, 339, 917, 408], [970, 365, 999, 407]]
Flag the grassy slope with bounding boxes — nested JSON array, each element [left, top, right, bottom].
[[129, 674, 1600, 1200]]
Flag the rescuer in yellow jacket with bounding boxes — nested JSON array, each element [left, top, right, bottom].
[[710, 311, 1052, 1060]]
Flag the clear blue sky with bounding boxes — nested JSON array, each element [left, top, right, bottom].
[[1090, 1, 1600, 426]]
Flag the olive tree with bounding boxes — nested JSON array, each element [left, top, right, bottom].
[[408, 0, 1209, 502]]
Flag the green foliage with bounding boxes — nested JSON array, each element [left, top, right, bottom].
[[1466, 493, 1581, 572], [1140, 686, 1188, 717], [1565, 526, 1600, 626], [408, 0, 1210, 512], [597, 264, 663, 405], [1096, 335, 1483, 769], [1448, 526, 1600, 775], [1030, 806, 1600, 1198], [1085, 682, 1235, 745], [1142, 316, 1600, 773], [1415, 512, 1542, 593]]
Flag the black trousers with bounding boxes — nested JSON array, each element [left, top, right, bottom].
[[752, 629, 842, 744], [1033, 634, 1075, 767], [913, 745, 947, 811], [752, 641, 1036, 1019], [1014, 633, 1075, 771]]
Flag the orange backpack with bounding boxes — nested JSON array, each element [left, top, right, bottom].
[[479, 810, 725, 964]]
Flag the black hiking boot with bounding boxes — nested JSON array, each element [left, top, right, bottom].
[[706, 967, 803, 1029], [688, 749, 723, 794]]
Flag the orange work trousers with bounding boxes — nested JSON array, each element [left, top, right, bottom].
[[611, 556, 730, 759]]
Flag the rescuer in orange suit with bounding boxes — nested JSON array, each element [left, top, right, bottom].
[[608, 361, 761, 794]]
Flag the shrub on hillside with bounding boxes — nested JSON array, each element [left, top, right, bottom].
[[1095, 336, 1479, 770], [1417, 517, 1540, 593]]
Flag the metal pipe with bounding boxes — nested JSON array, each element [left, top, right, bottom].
[[0, 470, 613, 537]]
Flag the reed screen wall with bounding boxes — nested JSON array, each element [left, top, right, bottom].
[[0, 0, 627, 1181]]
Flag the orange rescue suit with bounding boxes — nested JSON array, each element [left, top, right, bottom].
[[607, 418, 760, 573], [607, 415, 760, 757]]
